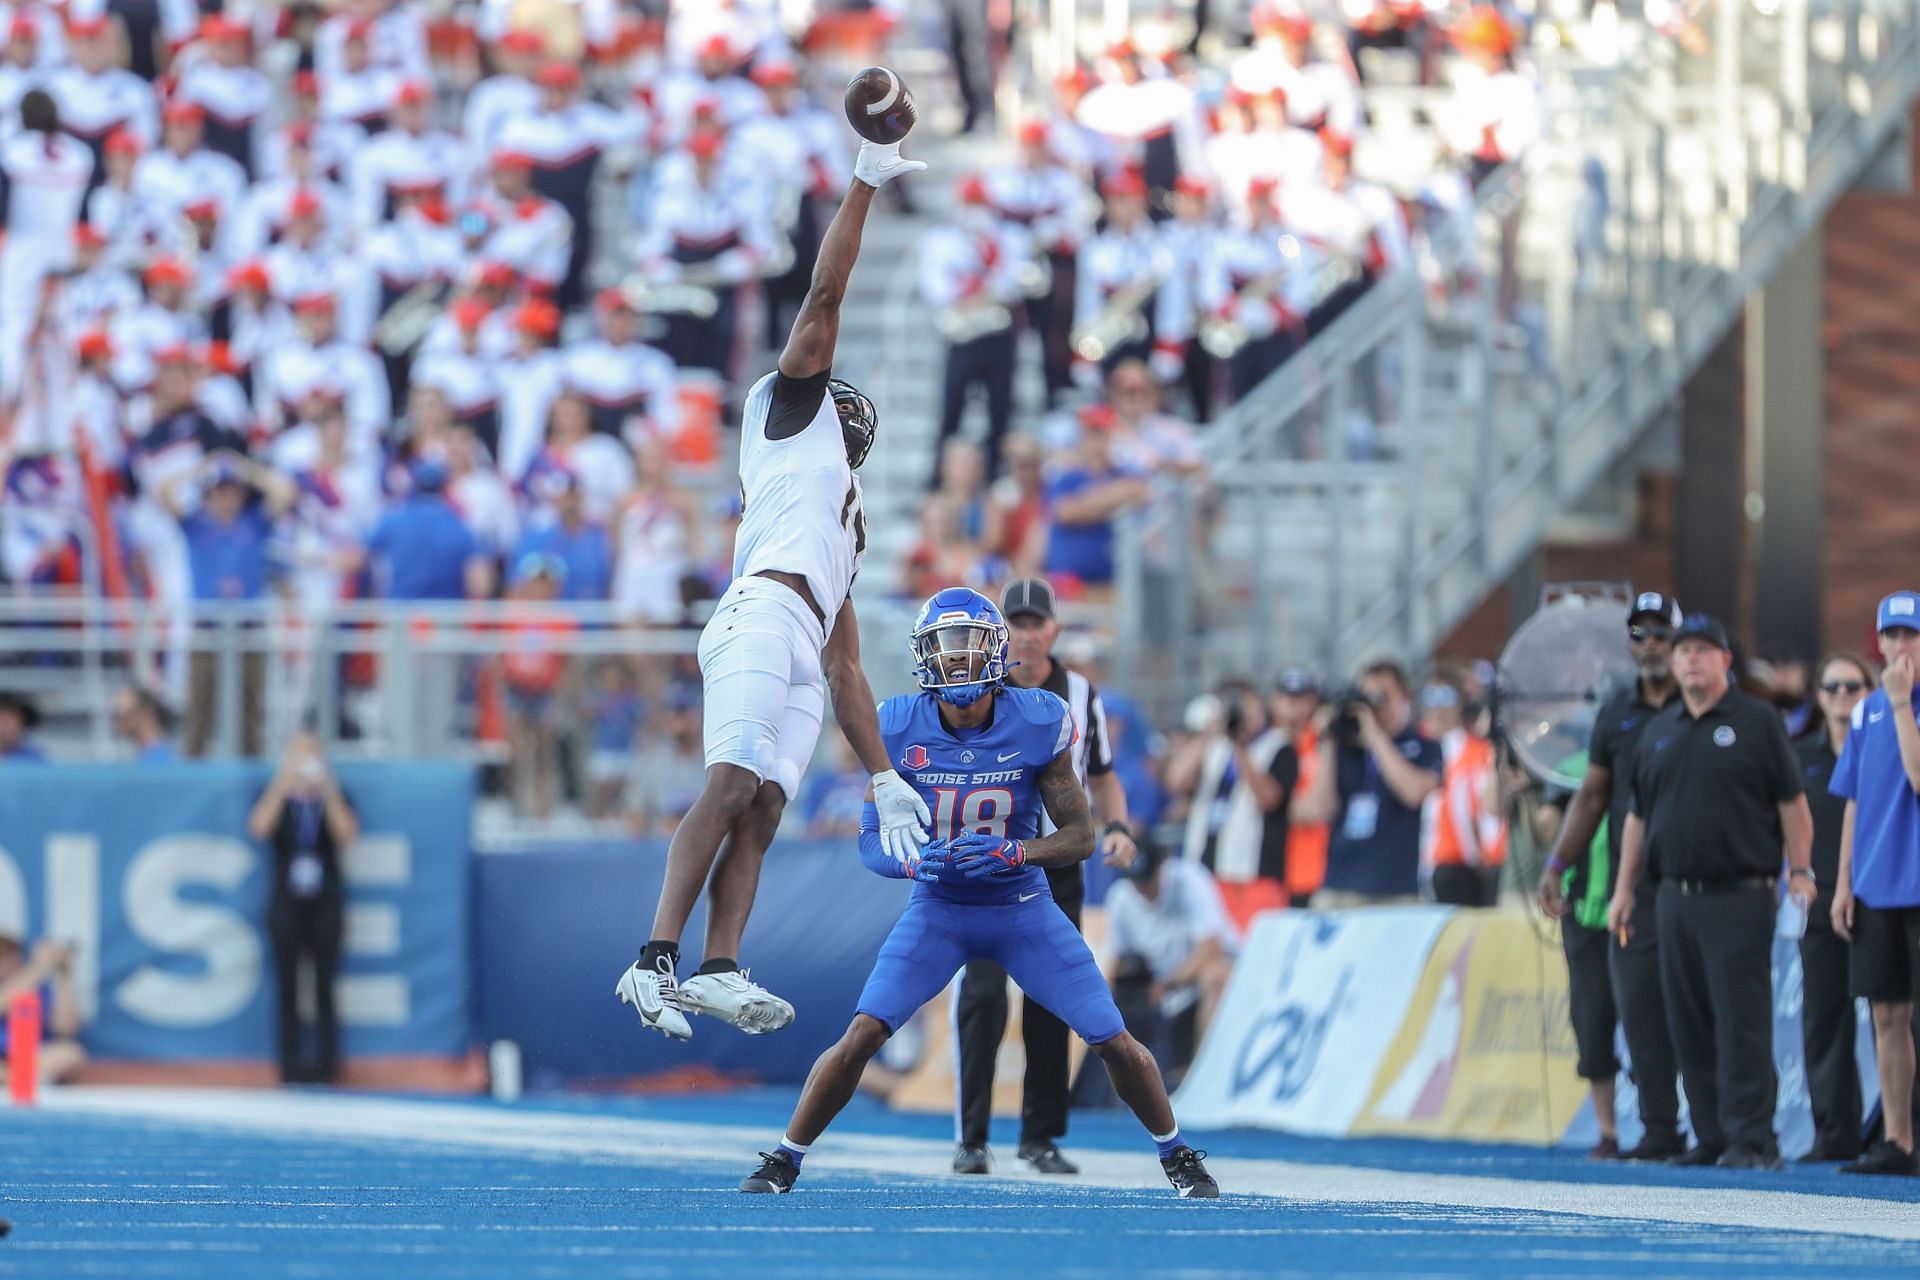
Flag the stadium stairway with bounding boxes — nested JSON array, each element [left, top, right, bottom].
[[1118, 0, 1920, 701]]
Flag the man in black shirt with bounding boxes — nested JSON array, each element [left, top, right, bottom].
[[1609, 614, 1815, 1170], [952, 578, 1136, 1176], [248, 732, 359, 1084], [1537, 591, 1686, 1159], [1794, 654, 1875, 1161]]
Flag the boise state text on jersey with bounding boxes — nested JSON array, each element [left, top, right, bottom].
[[877, 684, 1077, 906]]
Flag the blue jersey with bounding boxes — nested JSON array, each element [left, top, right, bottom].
[[878, 685, 1077, 906]]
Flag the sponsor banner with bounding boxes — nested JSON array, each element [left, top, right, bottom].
[[1351, 912, 1587, 1143], [0, 763, 473, 1060], [1172, 907, 1455, 1133], [475, 840, 909, 1086]]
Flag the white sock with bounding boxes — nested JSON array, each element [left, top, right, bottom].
[[781, 1135, 811, 1153], [1151, 1129, 1179, 1144]]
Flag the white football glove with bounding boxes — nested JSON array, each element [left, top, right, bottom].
[[854, 140, 928, 190], [872, 769, 932, 861]]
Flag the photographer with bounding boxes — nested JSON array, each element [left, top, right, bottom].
[[249, 732, 358, 1085], [1297, 661, 1442, 907], [0, 934, 86, 1085], [1169, 679, 1297, 929]]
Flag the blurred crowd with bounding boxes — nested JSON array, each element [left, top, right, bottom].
[[0, 0, 908, 618]]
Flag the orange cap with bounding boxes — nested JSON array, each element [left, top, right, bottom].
[[144, 258, 192, 289], [515, 299, 561, 337], [451, 297, 492, 331]]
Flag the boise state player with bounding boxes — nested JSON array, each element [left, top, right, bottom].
[[739, 588, 1220, 1199]]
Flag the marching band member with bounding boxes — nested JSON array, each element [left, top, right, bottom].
[[561, 286, 678, 446], [1199, 176, 1314, 402], [1071, 169, 1169, 387], [984, 121, 1096, 408], [175, 16, 272, 177], [919, 173, 1029, 485]]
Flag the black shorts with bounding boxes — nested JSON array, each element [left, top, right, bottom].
[[1561, 918, 1620, 1080], [1849, 900, 1920, 1003]]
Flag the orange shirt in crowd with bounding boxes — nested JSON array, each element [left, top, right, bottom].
[[1427, 730, 1507, 868], [1286, 724, 1330, 899]]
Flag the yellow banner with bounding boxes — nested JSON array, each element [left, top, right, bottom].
[[1350, 911, 1587, 1144]]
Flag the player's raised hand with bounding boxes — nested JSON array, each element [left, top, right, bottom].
[[853, 140, 927, 188], [872, 769, 932, 861], [949, 832, 1028, 880]]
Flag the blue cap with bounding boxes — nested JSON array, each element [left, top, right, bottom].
[[511, 552, 566, 586], [1878, 591, 1920, 634], [1672, 612, 1730, 651], [409, 457, 449, 492]]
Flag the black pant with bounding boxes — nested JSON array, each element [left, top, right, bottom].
[[955, 897, 1081, 1149], [270, 889, 344, 1083], [1611, 887, 1683, 1142], [1225, 328, 1299, 404], [934, 328, 1016, 485], [1656, 883, 1778, 1154], [1562, 919, 1620, 1080], [1800, 904, 1863, 1155], [1431, 863, 1497, 907], [1024, 250, 1076, 408]]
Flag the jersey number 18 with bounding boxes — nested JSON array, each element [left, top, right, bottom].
[[930, 787, 1014, 840]]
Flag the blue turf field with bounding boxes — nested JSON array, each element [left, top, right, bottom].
[[3, 1087, 1918, 1279]]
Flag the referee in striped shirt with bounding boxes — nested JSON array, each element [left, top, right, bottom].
[[951, 578, 1139, 1176]]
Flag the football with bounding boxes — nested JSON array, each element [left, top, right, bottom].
[[843, 66, 916, 144]]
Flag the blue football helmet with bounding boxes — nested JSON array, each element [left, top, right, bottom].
[[910, 587, 1010, 707]]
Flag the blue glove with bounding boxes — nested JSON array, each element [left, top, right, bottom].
[[949, 831, 1027, 880], [905, 839, 954, 882]]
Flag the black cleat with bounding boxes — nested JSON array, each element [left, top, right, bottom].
[[1017, 1141, 1080, 1175], [739, 1150, 800, 1194], [1161, 1146, 1220, 1199], [1716, 1146, 1785, 1172], [1840, 1140, 1919, 1177], [1618, 1133, 1687, 1162], [952, 1143, 991, 1175], [1667, 1144, 1726, 1168]]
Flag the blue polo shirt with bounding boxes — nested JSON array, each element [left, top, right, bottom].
[[514, 521, 613, 601], [1043, 466, 1139, 586], [181, 506, 273, 601], [368, 495, 477, 601], [1830, 687, 1920, 908]]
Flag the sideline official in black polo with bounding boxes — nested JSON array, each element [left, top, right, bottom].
[[1609, 614, 1815, 1170], [1794, 653, 1875, 1162], [1538, 590, 1686, 1160], [951, 578, 1137, 1177]]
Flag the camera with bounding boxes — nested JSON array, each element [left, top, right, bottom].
[[1224, 703, 1247, 739], [1329, 686, 1374, 749]]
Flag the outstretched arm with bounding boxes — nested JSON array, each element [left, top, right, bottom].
[[779, 141, 926, 379]]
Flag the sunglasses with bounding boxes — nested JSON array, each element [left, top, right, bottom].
[[1628, 624, 1673, 643], [1821, 680, 1866, 694]]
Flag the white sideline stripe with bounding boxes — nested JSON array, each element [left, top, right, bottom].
[[38, 1087, 1920, 1243]]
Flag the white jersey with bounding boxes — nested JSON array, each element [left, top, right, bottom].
[[731, 369, 864, 638]]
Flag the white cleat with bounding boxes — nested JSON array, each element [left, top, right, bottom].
[[679, 968, 795, 1035], [615, 956, 692, 1041]]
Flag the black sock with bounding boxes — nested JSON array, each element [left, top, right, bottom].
[[639, 941, 680, 970], [697, 957, 738, 975]]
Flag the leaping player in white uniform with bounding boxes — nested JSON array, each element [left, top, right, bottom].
[[615, 130, 933, 1040]]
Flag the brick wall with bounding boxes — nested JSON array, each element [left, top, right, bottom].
[[1822, 109, 1920, 656]]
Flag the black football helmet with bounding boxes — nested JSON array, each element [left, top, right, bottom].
[[829, 379, 877, 469]]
